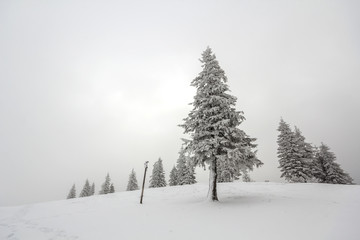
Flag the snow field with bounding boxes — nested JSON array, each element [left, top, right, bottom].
[[0, 182, 359, 240]]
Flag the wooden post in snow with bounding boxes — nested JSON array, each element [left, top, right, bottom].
[[140, 161, 149, 204]]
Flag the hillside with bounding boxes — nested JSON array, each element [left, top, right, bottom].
[[1, 182, 359, 240]]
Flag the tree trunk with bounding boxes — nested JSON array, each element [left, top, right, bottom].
[[208, 159, 219, 201]]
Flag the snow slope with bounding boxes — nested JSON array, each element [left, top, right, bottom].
[[0, 182, 359, 240]]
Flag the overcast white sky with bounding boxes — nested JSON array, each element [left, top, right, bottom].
[[1, 0, 359, 206]]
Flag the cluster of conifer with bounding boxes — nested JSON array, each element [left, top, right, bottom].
[[277, 119, 353, 184], [168, 147, 196, 186], [66, 171, 137, 199]]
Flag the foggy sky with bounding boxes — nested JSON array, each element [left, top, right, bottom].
[[1, 0, 359, 206]]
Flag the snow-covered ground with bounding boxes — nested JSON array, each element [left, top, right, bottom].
[[1, 182, 359, 240]]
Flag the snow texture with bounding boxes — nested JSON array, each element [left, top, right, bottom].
[[1, 182, 359, 240]]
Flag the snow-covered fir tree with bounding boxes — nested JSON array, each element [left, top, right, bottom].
[[316, 143, 353, 184], [99, 173, 111, 194], [217, 130, 260, 183], [126, 169, 139, 191], [312, 145, 327, 182], [277, 119, 313, 183], [149, 158, 167, 188], [181, 47, 262, 201], [109, 183, 115, 193], [79, 179, 91, 197], [169, 166, 179, 186], [187, 158, 197, 185], [176, 146, 196, 185], [277, 118, 293, 181], [90, 183, 95, 196], [277, 118, 294, 181], [293, 127, 324, 182], [67, 184, 76, 199]]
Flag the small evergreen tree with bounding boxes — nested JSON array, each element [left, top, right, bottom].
[[109, 183, 115, 193], [149, 158, 167, 188], [126, 169, 139, 191], [67, 184, 76, 199], [176, 147, 196, 185], [169, 166, 179, 186], [99, 173, 111, 194], [90, 183, 95, 196], [316, 143, 353, 184], [79, 179, 91, 197], [242, 170, 251, 182], [187, 157, 197, 185]]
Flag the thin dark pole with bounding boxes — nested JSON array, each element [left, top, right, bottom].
[[140, 161, 149, 204]]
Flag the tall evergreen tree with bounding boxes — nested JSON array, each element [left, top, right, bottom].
[[277, 118, 294, 181], [181, 47, 262, 201], [90, 182, 95, 196], [316, 143, 353, 184], [126, 169, 139, 191], [67, 184, 76, 199], [79, 179, 91, 197], [109, 183, 115, 193], [169, 166, 179, 186], [149, 158, 167, 188], [99, 173, 111, 194], [293, 127, 324, 182]]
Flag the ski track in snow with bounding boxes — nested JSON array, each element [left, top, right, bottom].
[[0, 182, 359, 240]]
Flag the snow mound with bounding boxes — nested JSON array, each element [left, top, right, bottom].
[[1, 182, 359, 240]]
